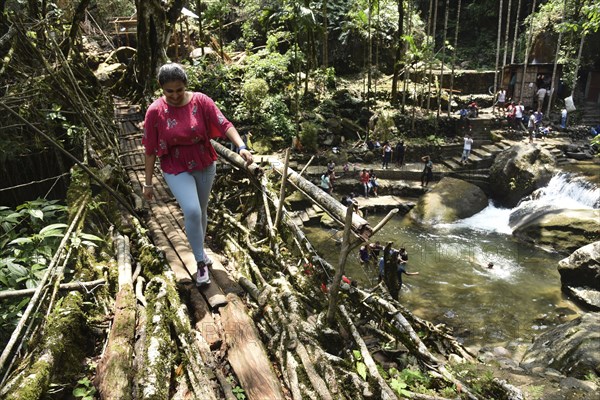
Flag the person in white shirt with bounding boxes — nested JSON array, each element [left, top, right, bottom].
[[460, 134, 474, 164], [536, 87, 547, 112], [515, 101, 525, 130], [495, 88, 507, 113]]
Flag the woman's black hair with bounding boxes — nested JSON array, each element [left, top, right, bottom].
[[157, 63, 188, 86]]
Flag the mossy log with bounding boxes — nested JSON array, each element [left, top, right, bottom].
[[95, 232, 136, 400], [138, 277, 173, 399], [3, 293, 88, 400], [95, 285, 136, 400]]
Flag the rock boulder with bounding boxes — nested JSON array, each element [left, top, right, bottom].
[[408, 177, 488, 224], [558, 242, 600, 310], [489, 144, 556, 207], [521, 312, 600, 379], [511, 209, 600, 254]]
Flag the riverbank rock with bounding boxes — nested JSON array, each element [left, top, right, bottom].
[[520, 312, 600, 379], [408, 177, 488, 224], [511, 208, 600, 254], [489, 144, 556, 207], [558, 242, 600, 310]]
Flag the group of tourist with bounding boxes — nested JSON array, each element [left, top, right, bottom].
[[358, 242, 419, 290], [366, 139, 407, 168]]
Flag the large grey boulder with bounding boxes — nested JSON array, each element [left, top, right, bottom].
[[511, 209, 600, 254], [521, 312, 600, 379], [489, 144, 556, 207], [558, 242, 600, 310], [408, 177, 488, 224]]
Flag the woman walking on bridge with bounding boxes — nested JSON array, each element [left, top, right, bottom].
[[142, 63, 253, 287]]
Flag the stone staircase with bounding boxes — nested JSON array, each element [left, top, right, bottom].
[[581, 101, 600, 127]]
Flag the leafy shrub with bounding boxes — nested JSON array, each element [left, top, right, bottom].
[[242, 78, 269, 114], [300, 121, 319, 152]]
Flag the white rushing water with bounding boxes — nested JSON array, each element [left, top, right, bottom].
[[446, 173, 599, 234]]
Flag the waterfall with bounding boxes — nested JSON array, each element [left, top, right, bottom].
[[447, 173, 599, 234], [508, 173, 599, 228]]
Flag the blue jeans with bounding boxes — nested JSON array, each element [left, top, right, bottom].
[[561, 115, 567, 129], [163, 162, 216, 263]]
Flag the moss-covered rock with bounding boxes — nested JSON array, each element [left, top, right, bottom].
[[408, 177, 488, 224]]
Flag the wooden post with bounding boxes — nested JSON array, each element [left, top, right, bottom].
[[274, 148, 290, 229], [326, 205, 354, 326]]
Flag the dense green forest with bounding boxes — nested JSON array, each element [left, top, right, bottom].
[[0, 1, 599, 399]]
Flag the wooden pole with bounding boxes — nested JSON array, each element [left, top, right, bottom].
[[274, 148, 290, 229], [298, 155, 315, 177], [326, 205, 354, 325], [268, 159, 371, 238]]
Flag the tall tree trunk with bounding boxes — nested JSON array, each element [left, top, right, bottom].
[[62, 0, 91, 57], [570, 28, 586, 98], [448, 0, 461, 115], [195, 1, 205, 56], [437, 0, 449, 117], [426, 0, 438, 113], [322, 0, 328, 67], [367, 0, 373, 102], [403, 0, 414, 113], [518, 0, 537, 102], [510, 0, 522, 64], [391, 0, 404, 104], [501, 0, 512, 88], [547, 0, 567, 117], [493, 0, 504, 96], [374, 0, 380, 98], [135, 0, 185, 101]]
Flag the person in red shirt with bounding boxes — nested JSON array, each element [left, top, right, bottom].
[[142, 63, 253, 287], [359, 169, 370, 198]]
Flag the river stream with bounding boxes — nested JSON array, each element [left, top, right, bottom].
[[305, 173, 598, 347]]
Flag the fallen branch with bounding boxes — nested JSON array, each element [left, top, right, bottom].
[[339, 304, 397, 400], [0, 279, 105, 300]]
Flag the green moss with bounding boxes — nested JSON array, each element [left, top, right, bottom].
[[5, 359, 51, 400], [5, 292, 91, 399]]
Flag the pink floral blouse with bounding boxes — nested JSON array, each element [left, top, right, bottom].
[[142, 92, 232, 174]]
